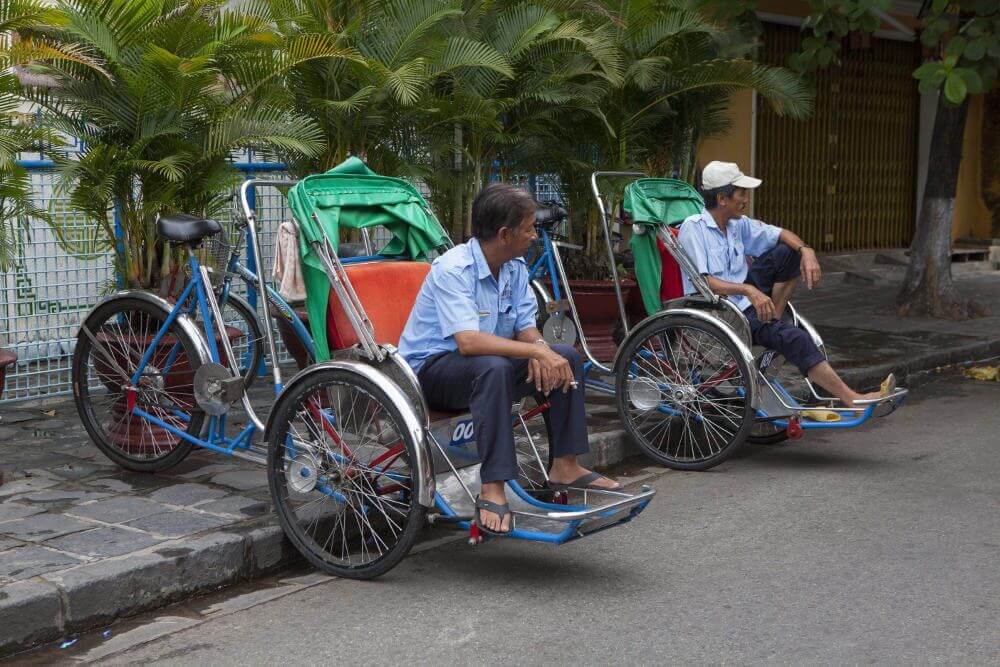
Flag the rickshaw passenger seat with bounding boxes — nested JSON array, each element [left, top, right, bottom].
[[657, 227, 685, 301], [326, 261, 431, 350]]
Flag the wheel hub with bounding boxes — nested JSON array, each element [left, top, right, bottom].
[[287, 452, 321, 493], [628, 377, 662, 411]]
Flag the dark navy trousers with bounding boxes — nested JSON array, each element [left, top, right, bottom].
[[417, 344, 589, 483], [743, 243, 826, 375]]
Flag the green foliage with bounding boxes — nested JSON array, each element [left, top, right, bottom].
[[1, 0, 70, 271], [794, 0, 1000, 106], [12, 0, 348, 287], [7, 0, 814, 267]]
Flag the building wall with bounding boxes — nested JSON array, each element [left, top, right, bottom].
[[696, 89, 754, 176], [952, 95, 991, 240], [695, 4, 992, 245]]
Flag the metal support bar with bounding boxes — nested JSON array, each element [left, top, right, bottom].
[[311, 235, 385, 362], [200, 265, 266, 432], [590, 171, 646, 337], [238, 178, 298, 390], [548, 240, 611, 374]]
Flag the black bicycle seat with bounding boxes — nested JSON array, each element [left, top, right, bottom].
[[535, 203, 567, 229], [157, 213, 222, 244]]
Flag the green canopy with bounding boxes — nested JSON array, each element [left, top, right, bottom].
[[622, 178, 704, 316], [288, 157, 451, 361]]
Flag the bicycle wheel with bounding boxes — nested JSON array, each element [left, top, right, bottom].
[[513, 395, 552, 492], [614, 313, 754, 471], [72, 296, 205, 472], [531, 280, 550, 330], [215, 293, 264, 391], [267, 366, 426, 580]]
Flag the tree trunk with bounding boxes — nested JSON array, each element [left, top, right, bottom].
[[897, 96, 989, 319]]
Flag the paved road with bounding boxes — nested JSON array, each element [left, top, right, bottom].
[[33, 374, 1000, 664]]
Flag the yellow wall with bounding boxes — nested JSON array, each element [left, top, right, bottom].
[[698, 4, 992, 243], [696, 89, 754, 175], [952, 95, 991, 240]]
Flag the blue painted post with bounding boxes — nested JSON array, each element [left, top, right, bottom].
[[244, 181, 258, 312], [113, 200, 125, 288]]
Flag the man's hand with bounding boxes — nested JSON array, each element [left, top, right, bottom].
[[800, 247, 821, 290], [747, 286, 776, 322], [527, 344, 574, 394]]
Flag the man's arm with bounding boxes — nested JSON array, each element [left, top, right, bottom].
[[777, 228, 821, 289], [452, 329, 574, 394], [704, 276, 776, 322]]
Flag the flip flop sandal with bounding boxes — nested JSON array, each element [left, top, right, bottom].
[[880, 373, 897, 397], [474, 496, 515, 536], [547, 471, 623, 492]]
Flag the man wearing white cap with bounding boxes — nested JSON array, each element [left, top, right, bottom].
[[678, 161, 889, 407]]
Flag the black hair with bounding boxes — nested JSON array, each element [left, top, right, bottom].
[[699, 184, 736, 210], [471, 183, 537, 241]]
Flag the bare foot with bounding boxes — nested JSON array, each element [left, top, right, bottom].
[[843, 390, 882, 408]]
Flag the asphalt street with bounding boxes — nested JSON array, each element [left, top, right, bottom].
[[23, 372, 1000, 664]]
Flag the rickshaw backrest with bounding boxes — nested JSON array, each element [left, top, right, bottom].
[[657, 227, 684, 301], [326, 261, 431, 350]]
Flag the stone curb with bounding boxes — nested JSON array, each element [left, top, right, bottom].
[[839, 337, 1000, 391], [3, 339, 997, 658], [0, 522, 298, 658]]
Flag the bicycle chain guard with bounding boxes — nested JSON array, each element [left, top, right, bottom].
[[194, 363, 243, 415]]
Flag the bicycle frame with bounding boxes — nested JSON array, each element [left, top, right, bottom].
[[122, 193, 309, 465]]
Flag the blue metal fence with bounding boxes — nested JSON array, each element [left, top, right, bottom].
[[0, 159, 292, 403], [0, 159, 563, 403]]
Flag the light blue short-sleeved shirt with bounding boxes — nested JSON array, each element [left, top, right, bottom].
[[398, 238, 538, 373], [677, 210, 782, 311]]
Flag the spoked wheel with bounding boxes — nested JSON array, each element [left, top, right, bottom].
[[188, 292, 263, 391], [267, 367, 426, 580], [513, 395, 552, 493], [614, 314, 754, 471], [214, 293, 263, 391], [72, 297, 205, 472]]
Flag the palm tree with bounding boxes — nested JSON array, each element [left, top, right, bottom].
[[419, 0, 623, 236], [15, 0, 358, 288], [0, 80, 48, 271], [0, 0, 82, 270], [258, 0, 514, 181], [537, 0, 813, 255]]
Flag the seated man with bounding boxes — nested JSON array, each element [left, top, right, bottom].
[[679, 161, 889, 407], [398, 183, 620, 536]]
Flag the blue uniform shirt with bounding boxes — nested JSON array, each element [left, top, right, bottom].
[[399, 238, 538, 373], [677, 210, 782, 311]]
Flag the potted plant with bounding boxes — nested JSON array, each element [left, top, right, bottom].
[[9, 0, 352, 435]]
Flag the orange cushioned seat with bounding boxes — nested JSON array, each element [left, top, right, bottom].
[[326, 261, 431, 350]]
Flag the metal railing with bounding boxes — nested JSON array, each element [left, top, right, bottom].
[[0, 159, 292, 403], [0, 160, 563, 403]]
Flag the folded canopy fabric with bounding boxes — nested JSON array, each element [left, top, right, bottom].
[[288, 157, 451, 360], [622, 178, 704, 316]]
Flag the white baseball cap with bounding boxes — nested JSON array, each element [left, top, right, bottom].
[[701, 161, 762, 190]]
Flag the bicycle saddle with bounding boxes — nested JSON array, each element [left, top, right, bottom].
[[535, 203, 567, 229], [157, 213, 222, 244]]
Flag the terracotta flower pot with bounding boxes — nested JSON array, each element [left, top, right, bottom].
[[542, 278, 647, 361], [93, 325, 244, 453], [0, 347, 16, 401]]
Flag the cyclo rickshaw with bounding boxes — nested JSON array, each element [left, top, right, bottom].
[[70, 158, 654, 580], [526, 171, 908, 472]]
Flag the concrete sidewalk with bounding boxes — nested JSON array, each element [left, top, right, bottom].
[[1, 258, 999, 657]]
